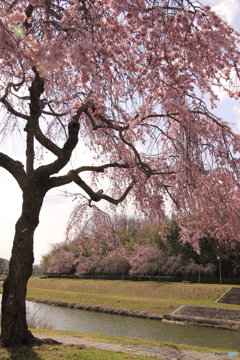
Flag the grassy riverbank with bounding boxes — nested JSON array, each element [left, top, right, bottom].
[[0, 341, 162, 360], [32, 328, 232, 353], [27, 277, 240, 315], [0, 328, 235, 360], [1, 279, 240, 359]]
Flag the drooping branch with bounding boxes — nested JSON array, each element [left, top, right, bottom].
[[0, 98, 29, 121], [80, 109, 155, 178], [70, 171, 136, 206], [119, 130, 152, 177], [99, 183, 135, 205], [84, 110, 129, 132], [0, 75, 29, 122], [147, 0, 203, 14]]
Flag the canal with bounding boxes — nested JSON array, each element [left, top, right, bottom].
[[1, 295, 238, 350]]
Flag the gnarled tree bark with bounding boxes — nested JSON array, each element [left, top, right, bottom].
[[1, 181, 47, 347]]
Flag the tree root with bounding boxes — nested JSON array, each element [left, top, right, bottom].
[[33, 337, 62, 346]]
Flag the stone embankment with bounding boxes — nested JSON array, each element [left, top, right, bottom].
[[164, 305, 240, 331], [163, 287, 240, 330], [216, 287, 240, 305]]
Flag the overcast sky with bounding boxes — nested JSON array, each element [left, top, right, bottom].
[[0, 0, 240, 264]]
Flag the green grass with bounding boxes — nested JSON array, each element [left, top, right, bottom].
[[0, 344, 160, 360], [2, 328, 231, 360], [26, 278, 240, 316], [31, 328, 232, 354]]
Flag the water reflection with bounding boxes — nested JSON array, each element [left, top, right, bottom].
[[25, 299, 240, 351]]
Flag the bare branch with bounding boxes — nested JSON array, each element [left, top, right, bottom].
[[48, 167, 135, 206], [0, 153, 27, 190], [75, 162, 130, 174], [99, 183, 135, 205], [70, 172, 135, 205], [34, 101, 92, 178], [25, 66, 45, 175], [119, 130, 152, 177], [48, 162, 130, 189], [33, 122, 63, 158]]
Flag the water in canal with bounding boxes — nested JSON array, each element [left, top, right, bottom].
[[0, 294, 239, 350]]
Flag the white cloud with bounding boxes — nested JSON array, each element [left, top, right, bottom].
[[232, 105, 240, 129], [200, 1, 240, 103], [212, 0, 240, 26], [201, 0, 240, 27], [211, 85, 228, 102], [232, 105, 240, 114]]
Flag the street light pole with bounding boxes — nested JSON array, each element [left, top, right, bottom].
[[217, 256, 222, 284]]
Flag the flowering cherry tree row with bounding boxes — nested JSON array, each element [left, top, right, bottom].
[[46, 245, 216, 282]]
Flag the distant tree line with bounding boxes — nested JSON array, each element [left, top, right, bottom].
[[41, 215, 240, 281], [0, 259, 44, 276], [0, 258, 9, 275]]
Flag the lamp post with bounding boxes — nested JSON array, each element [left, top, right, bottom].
[[217, 256, 222, 284]]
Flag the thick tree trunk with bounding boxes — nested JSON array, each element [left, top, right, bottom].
[[1, 184, 46, 347]]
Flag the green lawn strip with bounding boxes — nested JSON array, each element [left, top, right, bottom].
[[28, 287, 240, 315], [28, 278, 231, 302], [31, 328, 235, 356], [0, 344, 160, 360], [27, 279, 240, 316], [27, 287, 179, 314]]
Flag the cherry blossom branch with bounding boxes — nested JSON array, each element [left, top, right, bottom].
[[84, 110, 129, 132], [147, 0, 203, 14], [0, 77, 29, 121], [0, 98, 29, 121], [119, 130, 152, 177]]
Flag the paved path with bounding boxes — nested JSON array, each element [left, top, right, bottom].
[[33, 332, 238, 360]]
